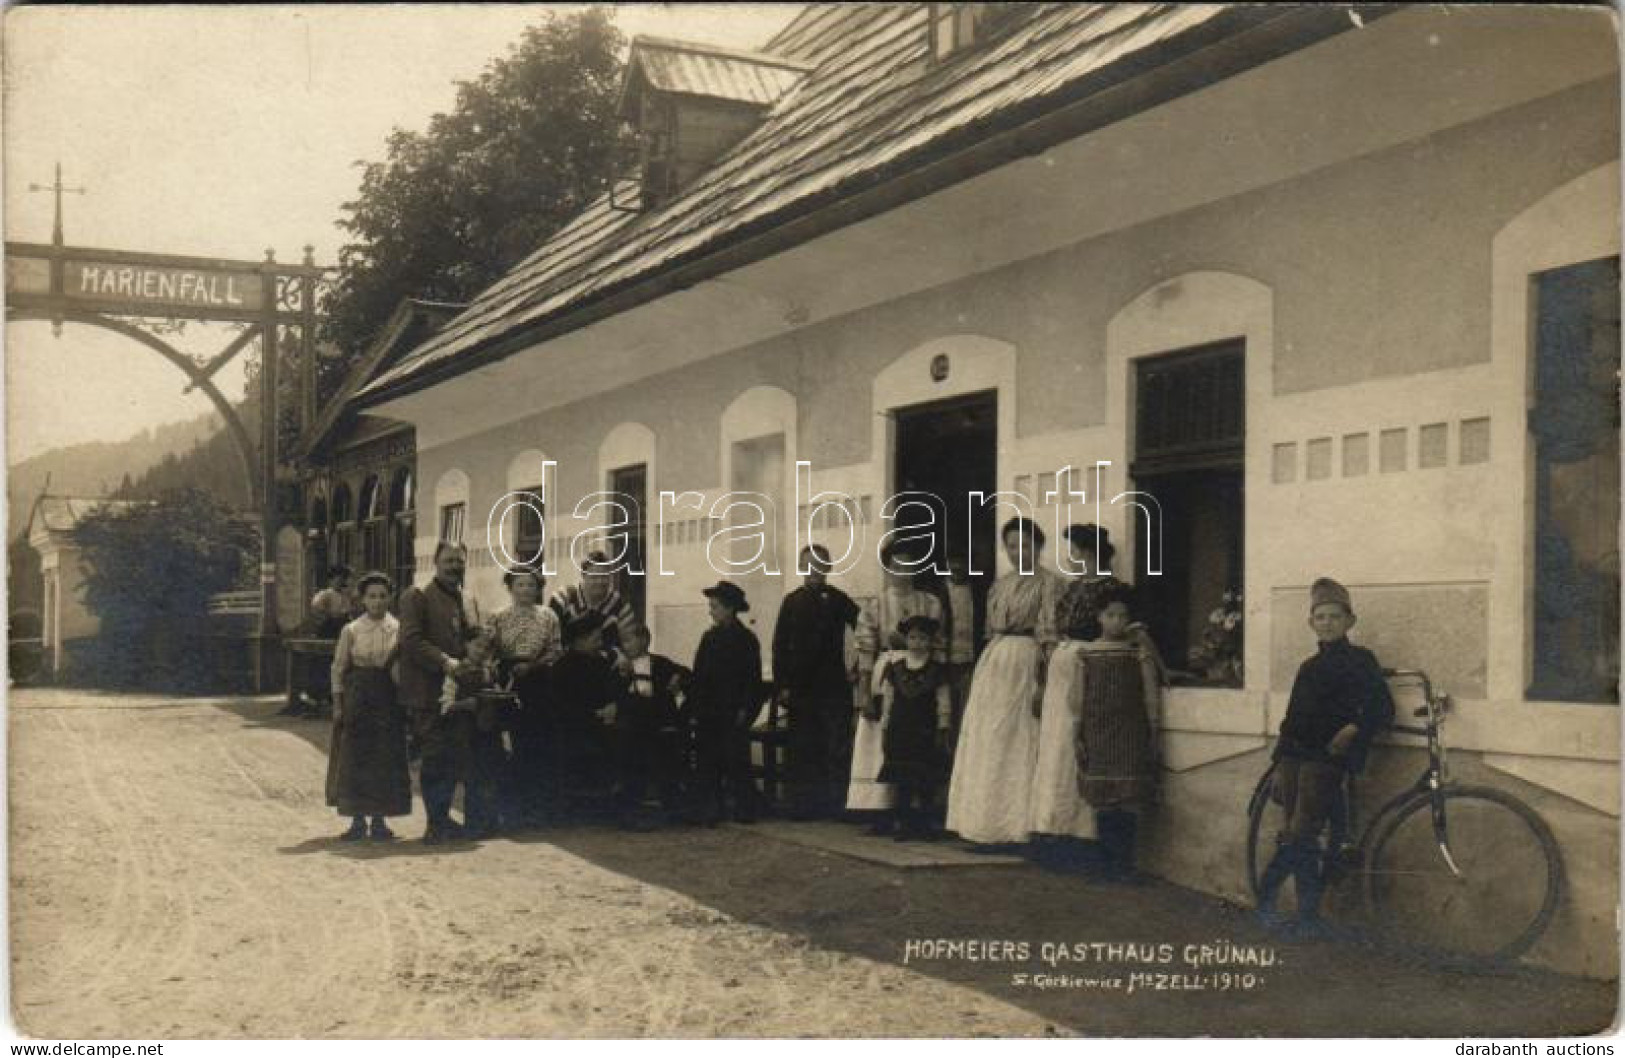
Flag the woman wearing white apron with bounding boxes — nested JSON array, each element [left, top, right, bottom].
[[946, 517, 1062, 846], [846, 542, 945, 819], [1029, 524, 1126, 841]]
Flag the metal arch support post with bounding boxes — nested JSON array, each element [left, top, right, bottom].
[[5, 308, 260, 494], [255, 265, 281, 690]]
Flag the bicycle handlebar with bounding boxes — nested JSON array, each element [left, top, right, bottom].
[[1381, 668, 1449, 735]]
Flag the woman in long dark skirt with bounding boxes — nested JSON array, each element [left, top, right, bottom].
[[326, 571, 412, 840]]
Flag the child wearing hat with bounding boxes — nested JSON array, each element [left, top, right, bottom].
[[687, 581, 766, 824], [1256, 577, 1395, 932], [876, 614, 953, 839]]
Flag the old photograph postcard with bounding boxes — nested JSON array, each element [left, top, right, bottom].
[[3, 1, 1620, 1042]]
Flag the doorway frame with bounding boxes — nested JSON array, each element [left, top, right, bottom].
[[872, 336, 1017, 569]]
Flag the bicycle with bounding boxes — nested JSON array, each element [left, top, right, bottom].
[[1244, 669, 1564, 963]]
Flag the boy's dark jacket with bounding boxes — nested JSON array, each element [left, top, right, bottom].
[[1276, 637, 1395, 770], [552, 649, 619, 716], [613, 653, 690, 730], [689, 620, 764, 720]]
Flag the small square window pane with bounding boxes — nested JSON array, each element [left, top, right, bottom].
[[1038, 471, 1058, 503], [1460, 417, 1491, 464], [1272, 443, 1297, 484], [1014, 474, 1033, 503], [1380, 429, 1407, 473], [1419, 422, 1448, 469], [1306, 437, 1333, 480], [1343, 433, 1370, 477]]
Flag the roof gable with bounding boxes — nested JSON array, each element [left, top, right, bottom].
[[619, 35, 812, 115], [26, 495, 140, 541], [298, 298, 463, 458]]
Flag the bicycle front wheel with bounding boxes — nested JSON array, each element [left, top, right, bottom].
[[1365, 784, 1563, 962], [1243, 762, 1277, 900]]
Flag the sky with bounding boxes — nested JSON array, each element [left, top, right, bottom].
[[2, 3, 799, 464]]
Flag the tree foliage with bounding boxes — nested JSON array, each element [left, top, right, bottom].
[[71, 488, 259, 688], [321, 7, 629, 376]]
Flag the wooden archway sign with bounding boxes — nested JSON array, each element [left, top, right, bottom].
[[6, 238, 327, 686]]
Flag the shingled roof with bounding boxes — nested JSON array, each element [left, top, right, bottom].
[[619, 36, 813, 112], [359, 3, 1343, 403], [26, 496, 140, 538]]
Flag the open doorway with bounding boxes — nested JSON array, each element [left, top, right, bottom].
[[892, 390, 998, 651]]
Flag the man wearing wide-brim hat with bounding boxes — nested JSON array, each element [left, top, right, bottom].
[[686, 580, 766, 824]]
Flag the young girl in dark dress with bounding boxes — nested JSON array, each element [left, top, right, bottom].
[[1074, 584, 1162, 881], [326, 572, 411, 840], [876, 615, 952, 839]]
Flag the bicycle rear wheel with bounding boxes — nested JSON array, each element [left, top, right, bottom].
[[1364, 784, 1562, 962]]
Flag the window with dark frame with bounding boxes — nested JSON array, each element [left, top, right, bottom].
[[607, 464, 648, 622], [927, 3, 1036, 63], [359, 475, 386, 573], [514, 486, 546, 569], [389, 468, 415, 598], [330, 483, 355, 571], [439, 501, 466, 546], [1528, 255, 1620, 704], [1131, 340, 1247, 688]]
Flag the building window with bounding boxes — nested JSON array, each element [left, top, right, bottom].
[[389, 468, 415, 598], [606, 464, 647, 622], [1131, 340, 1246, 687], [1528, 256, 1620, 703], [358, 474, 387, 573], [928, 3, 1033, 62], [514, 486, 546, 568], [439, 502, 466, 546], [330, 482, 355, 569]]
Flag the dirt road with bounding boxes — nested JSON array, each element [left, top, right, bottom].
[[9, 688, 1055, 1038], [9, 688, 1616, 1038]]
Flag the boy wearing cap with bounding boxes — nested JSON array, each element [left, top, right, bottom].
[[688, 581, 766, 824], [1256, 577, 1395, 932]]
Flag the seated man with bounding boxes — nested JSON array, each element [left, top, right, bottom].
[[611, 622, 690, 829]]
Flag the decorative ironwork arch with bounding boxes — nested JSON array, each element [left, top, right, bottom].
[[7, 307, 258, 496], [6, 236, 329, 687]]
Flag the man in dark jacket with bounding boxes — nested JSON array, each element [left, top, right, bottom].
[[1257, 577, 1395, 931], [398, 541, 482, 843], [688, 580, 765, 825], [772, 545, 860, 819]]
